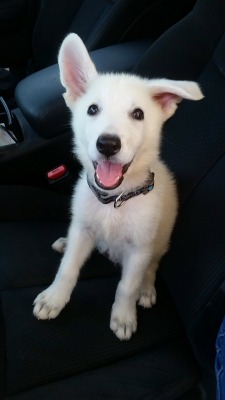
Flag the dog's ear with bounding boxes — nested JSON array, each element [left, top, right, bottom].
[[148, 79, 204, 120], [58, 33, 98, 108]]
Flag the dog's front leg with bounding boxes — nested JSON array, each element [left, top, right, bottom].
[[33, 223, 95, 320], [110, 250, 151, 340]]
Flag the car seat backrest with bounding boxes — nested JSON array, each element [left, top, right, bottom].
[[131, 0, 225, 371], [135, 0, 225, 80], [30, 0, 195, 72], [162, 35, 225, 372], [69, 0, 196, 51]]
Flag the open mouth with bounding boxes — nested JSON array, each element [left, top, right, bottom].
[[93, 160, 131, 190]]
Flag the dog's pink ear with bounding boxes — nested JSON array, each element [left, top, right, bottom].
[[58, 33, 97, 108], [148, 79, 204, 120]]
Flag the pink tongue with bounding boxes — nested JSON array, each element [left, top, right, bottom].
[[96, 160, 123, 188]]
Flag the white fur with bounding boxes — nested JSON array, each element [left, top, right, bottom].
[[33, 34, 204, 340]]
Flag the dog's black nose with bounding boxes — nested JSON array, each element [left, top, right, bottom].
[[96, 134, 121, 157]]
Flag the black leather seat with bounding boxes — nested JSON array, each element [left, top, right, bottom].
[[1, 0, 225, 398]]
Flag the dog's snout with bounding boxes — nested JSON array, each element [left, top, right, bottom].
[[96, 134, 121, 157]]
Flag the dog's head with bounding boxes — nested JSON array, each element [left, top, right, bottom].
[[58, 33, 203, 191]]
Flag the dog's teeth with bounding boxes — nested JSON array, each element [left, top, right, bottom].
[[96, 174, 102, 183]]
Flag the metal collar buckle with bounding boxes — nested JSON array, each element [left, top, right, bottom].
[[114, 192, 125, 208]]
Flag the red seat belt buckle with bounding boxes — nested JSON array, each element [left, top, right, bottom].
[[47, 164, 67, 182]]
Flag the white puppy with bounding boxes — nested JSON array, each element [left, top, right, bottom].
[[33, 34, 203, 340]]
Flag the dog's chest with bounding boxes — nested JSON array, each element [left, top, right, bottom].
[[93, 205, 130, 261], [87, 197, 158, 264], [96, 212, 121, 238], [74, 177, 161, 264]]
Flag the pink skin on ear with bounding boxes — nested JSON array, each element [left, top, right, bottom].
[[149, 79, 204, 119], [62, 57, 86, 98], [58, 33, 98, 106], [153, 92, 182, 111]]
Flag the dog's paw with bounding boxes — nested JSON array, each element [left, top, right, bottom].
[[33, 285, 69, 320], [138, 284, 157, 308], [52, 237, 67, 253], [110, 305, 137, 340]]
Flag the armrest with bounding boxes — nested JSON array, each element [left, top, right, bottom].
[[15, 40, 152, 138]]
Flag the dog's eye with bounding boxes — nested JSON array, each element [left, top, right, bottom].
[[131, 108, 144, 121], [87, 104, 99, 116]]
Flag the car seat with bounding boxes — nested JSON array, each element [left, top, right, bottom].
[[29, 0, 196, 72], [1, 0, 225, 398], [0, 0, 195, 99]]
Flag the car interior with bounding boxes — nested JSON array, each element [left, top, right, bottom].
[[1, 0, 225, 398]]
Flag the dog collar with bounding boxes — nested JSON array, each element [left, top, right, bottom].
[[87, 171, 155, 208]]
